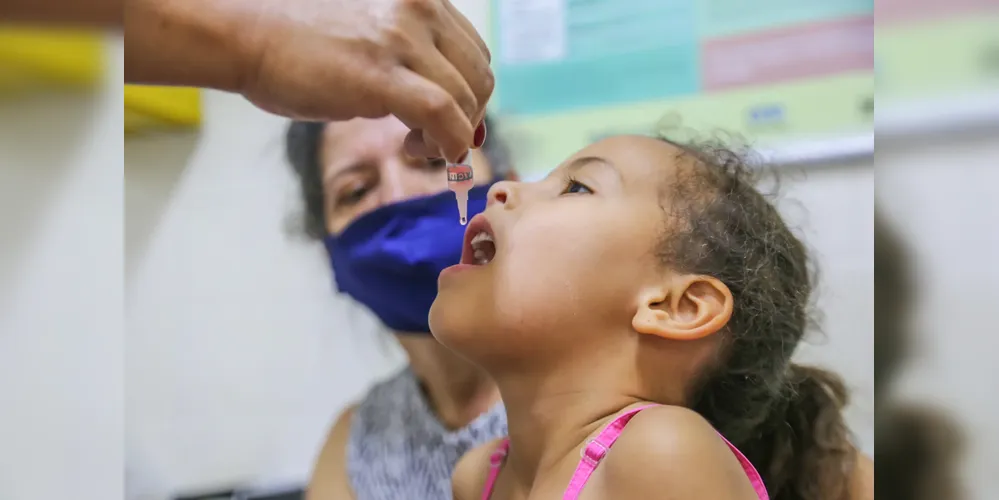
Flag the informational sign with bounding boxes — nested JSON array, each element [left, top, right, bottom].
[[489, 0, 874, 178], [876, 0, 999, 134]]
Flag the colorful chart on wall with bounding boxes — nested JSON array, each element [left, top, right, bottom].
[[488, 0, 874, 179], [876, 0, 999, 133]]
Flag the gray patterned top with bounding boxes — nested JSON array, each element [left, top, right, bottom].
[[346, 367, 507, 500]]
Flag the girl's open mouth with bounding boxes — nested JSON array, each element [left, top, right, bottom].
[[461, 214, 496, 265]]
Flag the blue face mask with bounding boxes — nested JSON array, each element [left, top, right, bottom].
[[323, 183, 494, 334]]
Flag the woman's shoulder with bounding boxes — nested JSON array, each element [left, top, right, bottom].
[[306, 370, 413, 500], [307, 404, 359, 500]]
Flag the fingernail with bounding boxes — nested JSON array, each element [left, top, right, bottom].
[[473, 122, 487, 148]]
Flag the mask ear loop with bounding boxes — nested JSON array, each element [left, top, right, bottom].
[[446, 154, 474, 225]]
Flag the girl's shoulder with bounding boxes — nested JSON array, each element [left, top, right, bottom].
[[849, 451, 874, 500], [452, 437, 506, 500], [614, 404, 723, 446], [609, 405, 731, 461], [599, 405, 760, 499]]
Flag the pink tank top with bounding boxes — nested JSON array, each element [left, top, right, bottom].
[[479, 404, 769, 500]]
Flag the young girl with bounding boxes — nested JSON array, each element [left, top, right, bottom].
[[429, 135, 872, 499]]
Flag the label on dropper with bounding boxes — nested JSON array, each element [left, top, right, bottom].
[[446, 163, 474, 225], [447, 169, 473, 183]]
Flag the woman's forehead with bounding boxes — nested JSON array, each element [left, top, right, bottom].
[[323, 117, 408, 148], [319, 117, 409, 178]]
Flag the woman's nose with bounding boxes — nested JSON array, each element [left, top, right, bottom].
[[487, 180, 518, 208]]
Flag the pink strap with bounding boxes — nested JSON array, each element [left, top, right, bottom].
[[480, 439, 510, 500], [718, 434, 770, 500], [562, 404, 659, 499]]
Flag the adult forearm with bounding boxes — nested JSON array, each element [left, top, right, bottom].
[[123, 0, 253, 92], [0, 0, 121, 26]]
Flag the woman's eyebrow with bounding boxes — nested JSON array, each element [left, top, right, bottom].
[[565, 155, 622, 182], [325, 161, 369, 185]]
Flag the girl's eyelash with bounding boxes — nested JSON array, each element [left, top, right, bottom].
[[561, 176, 593, 195]]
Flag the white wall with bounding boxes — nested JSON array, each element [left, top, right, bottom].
[[877, 128, 999, 496], [124, 93, 405, 498], [778, 161, 874, 452], [0, 36, 124, 500]]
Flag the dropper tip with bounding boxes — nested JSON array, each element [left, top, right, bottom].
[[455, 190, 468, 226]]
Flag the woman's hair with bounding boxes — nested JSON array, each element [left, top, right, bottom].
[[659, 137, 855, 500], [284, 115, 513, 239]]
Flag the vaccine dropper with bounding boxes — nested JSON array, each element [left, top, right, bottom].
[[446, 160, 474, 225]]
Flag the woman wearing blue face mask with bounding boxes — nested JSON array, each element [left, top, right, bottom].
[[285, 115, 514, 500]]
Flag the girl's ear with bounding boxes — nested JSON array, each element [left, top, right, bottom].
[[632, 275, 733, 341]]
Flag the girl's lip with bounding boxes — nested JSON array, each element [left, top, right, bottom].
[[440, 263, 477, 276]]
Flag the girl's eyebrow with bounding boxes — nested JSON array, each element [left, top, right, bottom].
[[565, 155, 622, 181]]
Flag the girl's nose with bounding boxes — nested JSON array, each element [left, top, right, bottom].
[[487, 180, 518, 208]]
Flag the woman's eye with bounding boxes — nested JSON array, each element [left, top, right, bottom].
[[562, 179, 593, 195], [412, 156, 447, 171], [425, 157, 448, 170], [336, 184, 370, 207]]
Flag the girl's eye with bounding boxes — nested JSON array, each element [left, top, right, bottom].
[[562, 178, 593, 195]]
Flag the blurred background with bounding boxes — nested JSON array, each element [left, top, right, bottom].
[[0, 28, 123, 500], [0, 0, 996, 499]]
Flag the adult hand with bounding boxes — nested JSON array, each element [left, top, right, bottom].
[[241, 0, 492, 162], [126, 0, 492, 162]]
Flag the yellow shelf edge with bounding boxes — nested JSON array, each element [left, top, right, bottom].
[[0, 29, 104, 86], [124, 86, 203, 129]]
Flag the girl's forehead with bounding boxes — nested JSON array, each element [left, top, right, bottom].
[[568, 135, 685, 184]]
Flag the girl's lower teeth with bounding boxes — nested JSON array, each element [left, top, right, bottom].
[[473, 250, 487, 264]]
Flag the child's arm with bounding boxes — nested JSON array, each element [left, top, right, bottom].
[[452, 438, 505, 500], [598, 406, 760, 499]]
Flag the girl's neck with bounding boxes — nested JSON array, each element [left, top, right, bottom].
[[395, 334, 500, 430], [493, 366, 645, 493], [492, 351, 691, 493]]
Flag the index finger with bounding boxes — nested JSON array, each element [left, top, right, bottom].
[[382, 68, 474, 162], [441, 0, 491, 62]]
